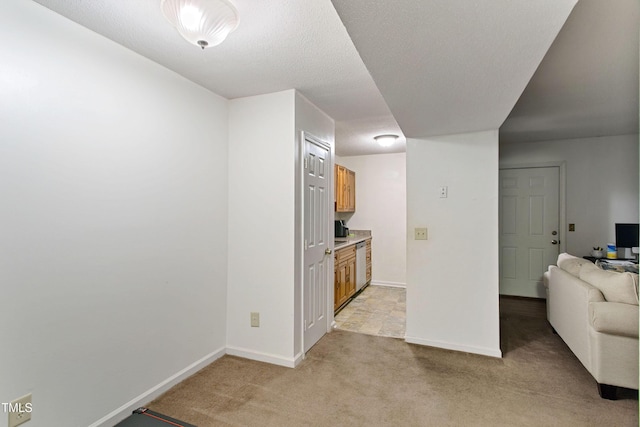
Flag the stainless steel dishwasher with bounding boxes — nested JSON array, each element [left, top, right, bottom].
[[355, 241, 367, 292]]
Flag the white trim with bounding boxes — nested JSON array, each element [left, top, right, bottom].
[[559, 162, 567, 254], [370, 280, 406, 288], [226, 345, 298, 368], [298, 130, 305, 360], [88, 346, 226, 427], [293, 351, 305, 367], [498, 161, 564, 169], [404, 335, 502, 358]]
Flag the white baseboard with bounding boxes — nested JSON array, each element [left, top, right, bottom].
[[226, 345, 298, 368], [370, 280, 406, 288], [404, 335, 502, 358], [88, 346, 226, 427], [293, 351, 304, 367]]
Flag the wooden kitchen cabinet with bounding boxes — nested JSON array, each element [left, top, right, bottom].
[[334, 245, 357, 311], [346, 169, 356, 211], [346, 257, 356, 296], [334, 261, 349, 309], [335, 164, 356, 212], [335, 164, 345, 211]]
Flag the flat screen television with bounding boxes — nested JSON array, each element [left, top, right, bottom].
[[615, 223, 639, 260]]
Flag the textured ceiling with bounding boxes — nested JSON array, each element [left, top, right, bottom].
[[30, 0, 639, 157], [500, 0, 639, 143], [32, 0, 403, 156], [331, 0, 578, 139]]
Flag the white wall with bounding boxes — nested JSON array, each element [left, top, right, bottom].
[[0, 2, 229, 427], [336, 153, 407, 286], [406, 130, 501, 358], [227, 90, 334, 366], [500, 134, 639, 255], [227, 90, 297, 365]]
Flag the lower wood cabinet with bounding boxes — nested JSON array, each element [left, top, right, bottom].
[[334, 245, 356, 311], [334, 238, 372, 312]]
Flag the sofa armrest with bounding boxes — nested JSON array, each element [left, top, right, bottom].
[[547, 266, 605, 370], [589, 302, 639, 338]]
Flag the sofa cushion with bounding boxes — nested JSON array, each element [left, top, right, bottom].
[[589, 302, 639, 338], [557, 253, 590, 277], [579, 264, 639, 305]]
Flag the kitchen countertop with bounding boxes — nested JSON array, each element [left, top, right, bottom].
[[334, 230, 371, 251]]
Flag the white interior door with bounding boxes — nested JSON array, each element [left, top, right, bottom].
[[499, 167, 560, 298], [303, 135, 331, 352]]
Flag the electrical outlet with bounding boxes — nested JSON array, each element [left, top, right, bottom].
[[8, 393, 32, 427], [415, 228, 428, 240], [250, 312, 260, 327], [439, 186, 448, 198]]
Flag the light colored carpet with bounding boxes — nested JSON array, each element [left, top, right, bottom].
[[148, 298, 638, 426]]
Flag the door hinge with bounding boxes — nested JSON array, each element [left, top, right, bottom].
[[304, 156, 308, 169], [304, 239, 308, 250], [304, 320, 308, 331]]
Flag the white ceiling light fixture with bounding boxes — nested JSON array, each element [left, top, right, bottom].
[[161, 0, 239, 49], [374, 134, 398, 147]]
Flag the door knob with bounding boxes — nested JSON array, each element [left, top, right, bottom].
[[551, 240, 559, 245], [325, 248, 332, 255], [552, 231, 558, 236]]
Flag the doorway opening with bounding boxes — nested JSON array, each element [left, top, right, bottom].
[[330, 154, 407, 340], [333, 284, 406, 338]]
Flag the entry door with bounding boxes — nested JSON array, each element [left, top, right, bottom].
[[303, 135, 331, 352], [499, 167, 560, 298]]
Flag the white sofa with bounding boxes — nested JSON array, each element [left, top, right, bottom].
[[544, 253, 639, 399]]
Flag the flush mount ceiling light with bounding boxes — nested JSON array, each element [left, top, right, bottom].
[[374, 134, 399, 147], [161, 0, 239, 49]]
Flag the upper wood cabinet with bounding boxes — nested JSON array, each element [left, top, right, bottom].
[[335, 164, 356, 212], [346, 169, 356, 212]]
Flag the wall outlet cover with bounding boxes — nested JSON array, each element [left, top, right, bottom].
[[8, 393, 32, 427], [415, 228, 428, 240], [250, 312, 260, 327]]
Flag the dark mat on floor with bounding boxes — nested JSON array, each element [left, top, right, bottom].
[[114, 407, 196, 427]]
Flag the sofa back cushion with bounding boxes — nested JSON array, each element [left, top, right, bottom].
[[579, 263, 639, 305], [557, 253, 589, 277]]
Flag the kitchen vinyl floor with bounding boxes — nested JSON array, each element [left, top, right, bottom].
[[334, 285, 406, 338]]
